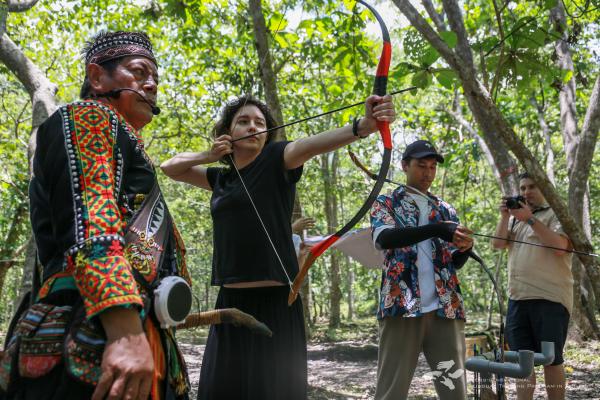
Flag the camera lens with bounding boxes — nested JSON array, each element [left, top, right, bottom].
[[506, 196, 524, 209]]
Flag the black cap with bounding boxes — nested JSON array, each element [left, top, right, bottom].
[[402, 140, 444, 163]]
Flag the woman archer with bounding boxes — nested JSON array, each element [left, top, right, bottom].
[[160, 94, 395, 399]]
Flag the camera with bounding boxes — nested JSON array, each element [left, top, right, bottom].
[[505, 195, 525, 209]]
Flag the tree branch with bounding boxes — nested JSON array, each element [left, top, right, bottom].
[[445, 107, 502, 182], [421, 0, 446, 32], [7, 0, 40, 12], [441, 0, 475, 73], [273, 53, 291, 76], [392, 0, 461, 71], [0, 33, 57, 128], [489, 0, 506, 100]]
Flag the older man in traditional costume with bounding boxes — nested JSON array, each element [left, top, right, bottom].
[[0, 31, 190, 400]]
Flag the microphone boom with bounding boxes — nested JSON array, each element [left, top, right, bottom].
[[95, 88, 161, 115]]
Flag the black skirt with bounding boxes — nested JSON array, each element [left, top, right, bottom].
[[197, 286, 307, 400]]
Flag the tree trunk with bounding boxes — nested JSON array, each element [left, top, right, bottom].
[[248, 0, 286, 140], [550, 3, 578, 174], [13, 236, 36, 310], [567, 76, 600, 313], [570, 258, 600, 340], [346, 256, 354, 321], [0, 263, 11, 307], [329, 251, 342, 328], [329, 151, 341, 329], [204, 280, 210, 310], [1, 4, 58, 306], [530, 96, 555, 185], [311, 287, 319, 323], [0, 202, 28, 298], [487, 252, 504, 329], [301, 277, 312, 338], [321, 152, 342, 329], [0, 3, 7, 36]]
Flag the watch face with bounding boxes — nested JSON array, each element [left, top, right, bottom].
[[527, 218, 535, 226]]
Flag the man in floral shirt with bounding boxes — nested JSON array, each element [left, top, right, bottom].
[[370, 140, 474, 400]]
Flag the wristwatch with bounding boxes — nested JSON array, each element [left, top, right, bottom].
[[526, 217, 536, 227]]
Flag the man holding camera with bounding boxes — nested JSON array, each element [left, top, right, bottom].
[[492, 172, 573, 400]]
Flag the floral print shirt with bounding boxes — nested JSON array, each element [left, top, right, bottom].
[[370, 186, 465, 320]]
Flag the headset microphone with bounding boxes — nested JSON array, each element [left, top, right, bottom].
[[95, 88, 161, 115]]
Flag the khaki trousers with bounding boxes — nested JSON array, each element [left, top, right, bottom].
[[375, 311, 467, 400]]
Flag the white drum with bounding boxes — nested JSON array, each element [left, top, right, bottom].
[[153, 276, 192, 329]]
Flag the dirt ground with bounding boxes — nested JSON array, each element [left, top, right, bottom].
[[181, 338, 600, 399], [0, 328, 596, 398]]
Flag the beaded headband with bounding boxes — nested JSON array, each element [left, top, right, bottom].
[[84, 31, 157, 66]]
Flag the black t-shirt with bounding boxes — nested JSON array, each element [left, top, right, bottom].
[[207, 141, 303, 285]]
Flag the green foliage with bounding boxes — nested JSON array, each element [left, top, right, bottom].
[[433, 69, 457, 89], [0, 0, 598, 334], [440, 31, 457, 49]]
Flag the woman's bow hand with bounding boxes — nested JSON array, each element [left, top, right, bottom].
[[358, 94, 396, 138]]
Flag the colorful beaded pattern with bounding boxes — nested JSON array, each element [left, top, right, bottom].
[[62, 101, 142, 318]]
